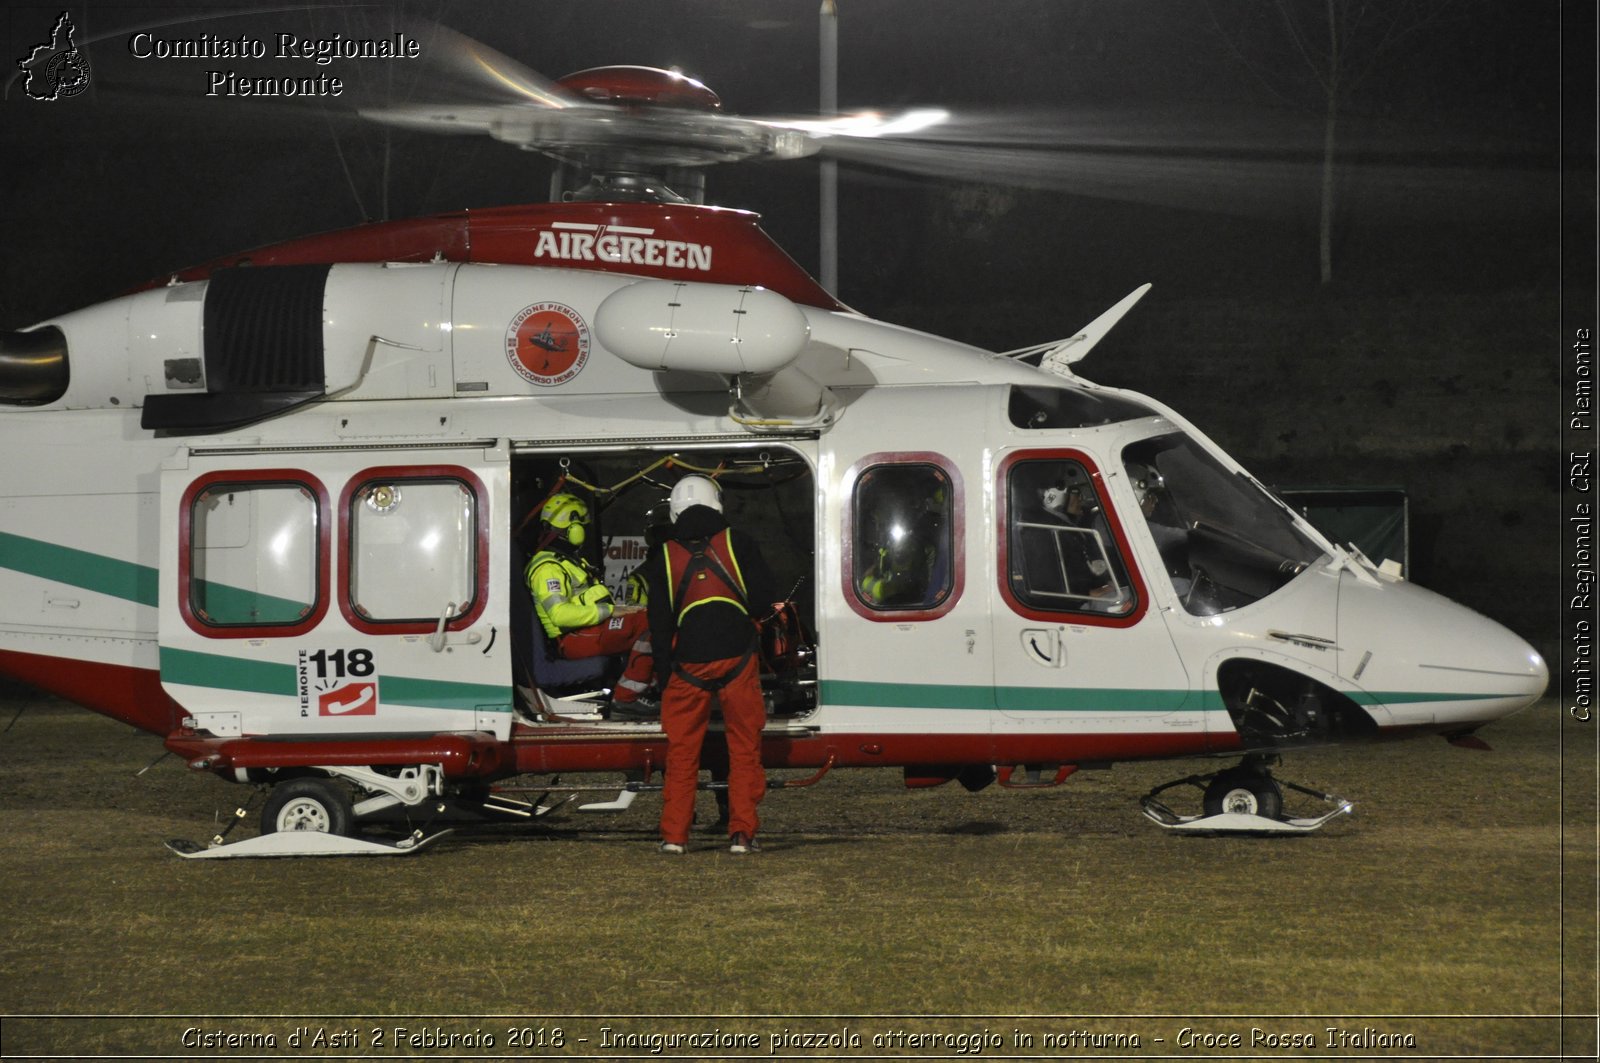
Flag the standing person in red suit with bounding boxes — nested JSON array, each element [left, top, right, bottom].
[[644, 474, 777, 854]]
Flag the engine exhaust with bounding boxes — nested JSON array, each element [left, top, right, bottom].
[[0, 326, 68, 405]]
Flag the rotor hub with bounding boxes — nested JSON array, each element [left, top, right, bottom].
[[556, 65, 722, 112]]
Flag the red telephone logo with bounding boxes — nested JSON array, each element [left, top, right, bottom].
[[318, 682, 377, 716]]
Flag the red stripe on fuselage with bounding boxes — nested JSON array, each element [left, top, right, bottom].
[[0, 650, 182, 735], [0, 647, 1244, 774], [505, 724, 1234, 776]]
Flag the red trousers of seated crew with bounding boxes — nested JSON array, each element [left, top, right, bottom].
[[556, 612, 653, 701], [659, 654, 766, 846]]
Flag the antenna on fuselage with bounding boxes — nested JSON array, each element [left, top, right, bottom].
[[1035, 283, 1153, 377]]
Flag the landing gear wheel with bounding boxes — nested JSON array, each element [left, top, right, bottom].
[[1203, 768, 1283, 820], [261, 778, 354, 836]]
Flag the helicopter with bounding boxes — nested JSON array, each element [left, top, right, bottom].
[[0, 46, 1549, 857]]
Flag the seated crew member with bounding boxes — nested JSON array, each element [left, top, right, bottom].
[[1039, 482, 1124, 607], [857, 474, 945, 609], [524, 492, 656, 720], [859, 521, 938, 607]]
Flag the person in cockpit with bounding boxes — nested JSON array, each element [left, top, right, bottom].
[[1041, 481, 1124, 603], [1131, 464, 1193, 599]]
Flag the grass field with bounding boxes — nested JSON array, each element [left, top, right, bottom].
[[0, 693, 1593, 1060]]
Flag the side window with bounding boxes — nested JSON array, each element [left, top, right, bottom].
[[1005, 459, 1134, 617], [852, 464, 954, 612], [189, 481, 320, 628], [348, 477, 477, 625]]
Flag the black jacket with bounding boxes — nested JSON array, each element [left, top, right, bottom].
[[644, 505, 777, 675]]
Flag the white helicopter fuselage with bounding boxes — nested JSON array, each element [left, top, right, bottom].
[[0, 204, 1548, 810]]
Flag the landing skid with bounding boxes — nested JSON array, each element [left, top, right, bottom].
[[165, 828, 451, 859], [1140, 803, 1353, 834], [579, 789, 638, 812], [1139, 768, 1353, 835]]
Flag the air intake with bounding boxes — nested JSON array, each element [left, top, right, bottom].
[[202, 264, 328, 391], [142, 265, 331, 434]]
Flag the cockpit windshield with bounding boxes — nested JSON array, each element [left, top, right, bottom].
[[1122, 434, 1327, 615]]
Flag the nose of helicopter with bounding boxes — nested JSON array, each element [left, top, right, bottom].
[[1339, 575, 1548, 733]]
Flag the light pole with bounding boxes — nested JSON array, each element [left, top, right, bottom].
[[819, 0, 838, 296]]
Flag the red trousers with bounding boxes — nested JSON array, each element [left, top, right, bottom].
[[556, 612, 654, 701], [659, 654, 766, 845]]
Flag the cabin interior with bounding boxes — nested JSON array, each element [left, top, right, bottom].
[[509, 444, 818, 724]]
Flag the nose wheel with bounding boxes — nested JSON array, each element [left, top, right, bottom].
[[1203, 766, 1284, 819], [1141, 758, 1352, 834]]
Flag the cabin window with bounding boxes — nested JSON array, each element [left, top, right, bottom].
[[189, 482, 319, 627], [347, 477, 477, 624], [851, 463, 954, 612], [1008, 385, 1156, 429], [1004, 458, 1135, 617]]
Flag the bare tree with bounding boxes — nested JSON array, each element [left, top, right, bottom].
[[1207, 0, 1458, 284]]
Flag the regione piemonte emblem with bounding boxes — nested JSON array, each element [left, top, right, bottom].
[[506, 302, 590, 387]]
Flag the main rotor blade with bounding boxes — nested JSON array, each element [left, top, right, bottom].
[[808, 107, 1549, 221]]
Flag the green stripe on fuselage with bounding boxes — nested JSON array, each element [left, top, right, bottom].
[[0, 531, 158, 606], [0, 533, 310, 621], [379, 675, 511, 712], [158, 646, 509, 712], [192, 579, 313, 626], [160, 646, 295, 696], [821, 680, 1193, 712], [821, 679, 1517, 713], [1347, 689, 1511, 705]]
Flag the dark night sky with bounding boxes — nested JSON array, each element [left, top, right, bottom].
[[0, 0, 1575, 327], [0, 1, 1592, 658]]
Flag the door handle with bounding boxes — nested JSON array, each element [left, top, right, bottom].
[[428, 603, 483, 652], [1020, 627, 1067, 668]]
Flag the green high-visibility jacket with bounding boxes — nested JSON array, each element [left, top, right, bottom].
[[526, 550, 614, 639]]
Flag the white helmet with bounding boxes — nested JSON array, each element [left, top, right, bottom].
[[669, 474, 722, 519], [1131, 464, 1165, 506]]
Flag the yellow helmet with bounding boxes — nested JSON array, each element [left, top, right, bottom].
[[541, 492, 590, 546]]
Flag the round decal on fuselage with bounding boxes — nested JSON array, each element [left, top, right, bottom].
[[506, 302, 590, 387]]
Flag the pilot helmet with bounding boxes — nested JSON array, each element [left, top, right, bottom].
[[541, 492, 591, 547], [1131, 465, 1166, 507], [1043, 484, 1085, 516]]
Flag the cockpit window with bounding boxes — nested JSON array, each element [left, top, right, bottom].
[[1008, 385, 1156, 430], [1122, 434, 1326, 615], [1005, 458, 1135, 616]]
